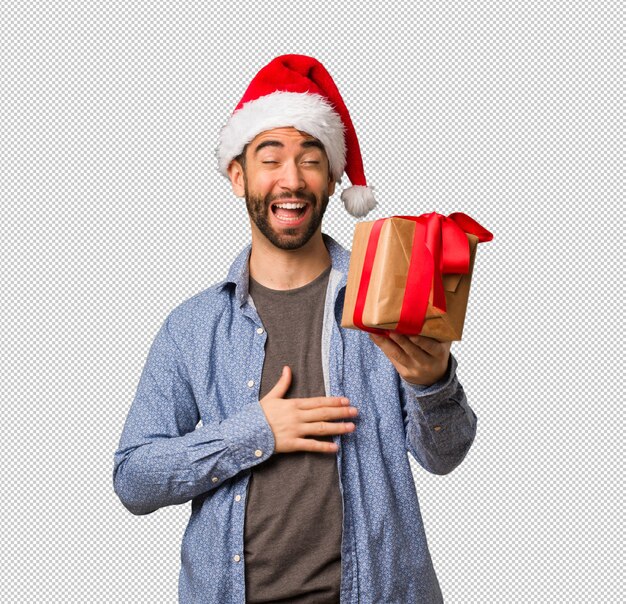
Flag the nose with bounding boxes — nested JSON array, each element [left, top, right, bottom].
[[277, 159, 306, 191]]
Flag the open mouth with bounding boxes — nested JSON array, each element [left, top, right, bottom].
[[271, 201, 310, 225]]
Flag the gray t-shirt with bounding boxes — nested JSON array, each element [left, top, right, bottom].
[[244, 264, 342, 603]]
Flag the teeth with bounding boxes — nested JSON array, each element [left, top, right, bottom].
[[276, 216, 302, 222], [274, 202, 306, 209]]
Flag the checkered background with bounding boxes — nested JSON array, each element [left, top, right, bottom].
[[1, 2, 622, 602]]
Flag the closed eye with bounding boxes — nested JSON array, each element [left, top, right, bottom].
[[261, 160, 320, 165]]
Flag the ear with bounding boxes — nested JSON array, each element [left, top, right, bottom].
[[328, 176, 336, 197], [227, 159, 245, 197]]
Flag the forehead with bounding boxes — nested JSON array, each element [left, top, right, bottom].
[[248, 127, 321, 151]]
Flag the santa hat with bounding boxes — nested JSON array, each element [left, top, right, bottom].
[[216, 54, 377, 218]]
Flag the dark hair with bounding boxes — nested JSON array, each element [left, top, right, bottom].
[[234, 144, 248, 174]]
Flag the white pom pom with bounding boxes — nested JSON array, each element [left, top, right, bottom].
[[340, 185, 377, 218]]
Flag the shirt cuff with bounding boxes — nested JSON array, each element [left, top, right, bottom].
[[184, 399, 275, 486], [221, 399, 276, 465]]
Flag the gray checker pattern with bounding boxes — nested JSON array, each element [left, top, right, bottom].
[[1, 2, 622, 603]]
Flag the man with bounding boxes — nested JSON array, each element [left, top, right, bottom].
[[113, 54, 477, 603]]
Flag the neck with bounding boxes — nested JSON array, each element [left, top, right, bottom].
[[248, 229, 331, 290]]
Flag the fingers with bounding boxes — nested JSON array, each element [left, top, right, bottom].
[[307, 420, 356, 437], [295, 408, 356, 447], [293, 396, 358, 425], [370, 332, 448, 368], [296, 395, 350, 410], [291, 422, 355, 453], [265, 365, 293, 400], [385, 332, 430, 364], [276, 422, 356, 453], [292, 438, 340, 454], [299, 404, 358, 424], [279, 417, 356, 454], [390, 332, 450, 358], [369, 332, 415, 370]]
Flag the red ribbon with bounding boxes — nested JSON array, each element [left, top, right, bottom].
[[353, 212, 493, 339]]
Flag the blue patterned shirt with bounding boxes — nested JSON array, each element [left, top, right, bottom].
[[113, 232, 477, 603]]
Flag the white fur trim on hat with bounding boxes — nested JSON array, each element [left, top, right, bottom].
[[217, 91, 347, 181]]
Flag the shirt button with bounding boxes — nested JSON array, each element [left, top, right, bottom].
[[247, 380, 254, 388], [433, 425, 442, 432], [235, 495, 242, 502], [211, 476, 219, 483], [233, 554, 241, 562], [254, 449, 263, 457], [256, 327, 264, 334]]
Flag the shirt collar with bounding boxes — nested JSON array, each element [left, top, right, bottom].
[[216, 232, 351, 305]]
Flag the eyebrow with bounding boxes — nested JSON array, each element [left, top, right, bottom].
[[253, 139, 325, 155]]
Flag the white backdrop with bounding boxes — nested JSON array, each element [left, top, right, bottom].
[[1, 2, 622, 603]]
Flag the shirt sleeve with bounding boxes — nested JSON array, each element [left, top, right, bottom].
[[398, 351, 477, 475], [112, 315, 275, 516]]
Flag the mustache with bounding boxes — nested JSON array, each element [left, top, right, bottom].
[[269, 191, 315, 203]]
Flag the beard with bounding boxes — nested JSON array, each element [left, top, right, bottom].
[[243, 177, 330, 251]]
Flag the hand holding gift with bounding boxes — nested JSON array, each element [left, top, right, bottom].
[[369, 331, 452, 387], [343, 211, 492, 385]]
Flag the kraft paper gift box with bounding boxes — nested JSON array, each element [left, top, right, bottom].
[[340, 212, 493, 342]]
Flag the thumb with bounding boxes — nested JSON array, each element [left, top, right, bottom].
[[269, 365, 291, 398]]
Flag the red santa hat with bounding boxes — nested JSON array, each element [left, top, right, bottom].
[[216, 54, 377, 218]]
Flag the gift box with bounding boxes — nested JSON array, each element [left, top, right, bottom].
[[340, 212, 493, 342]]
